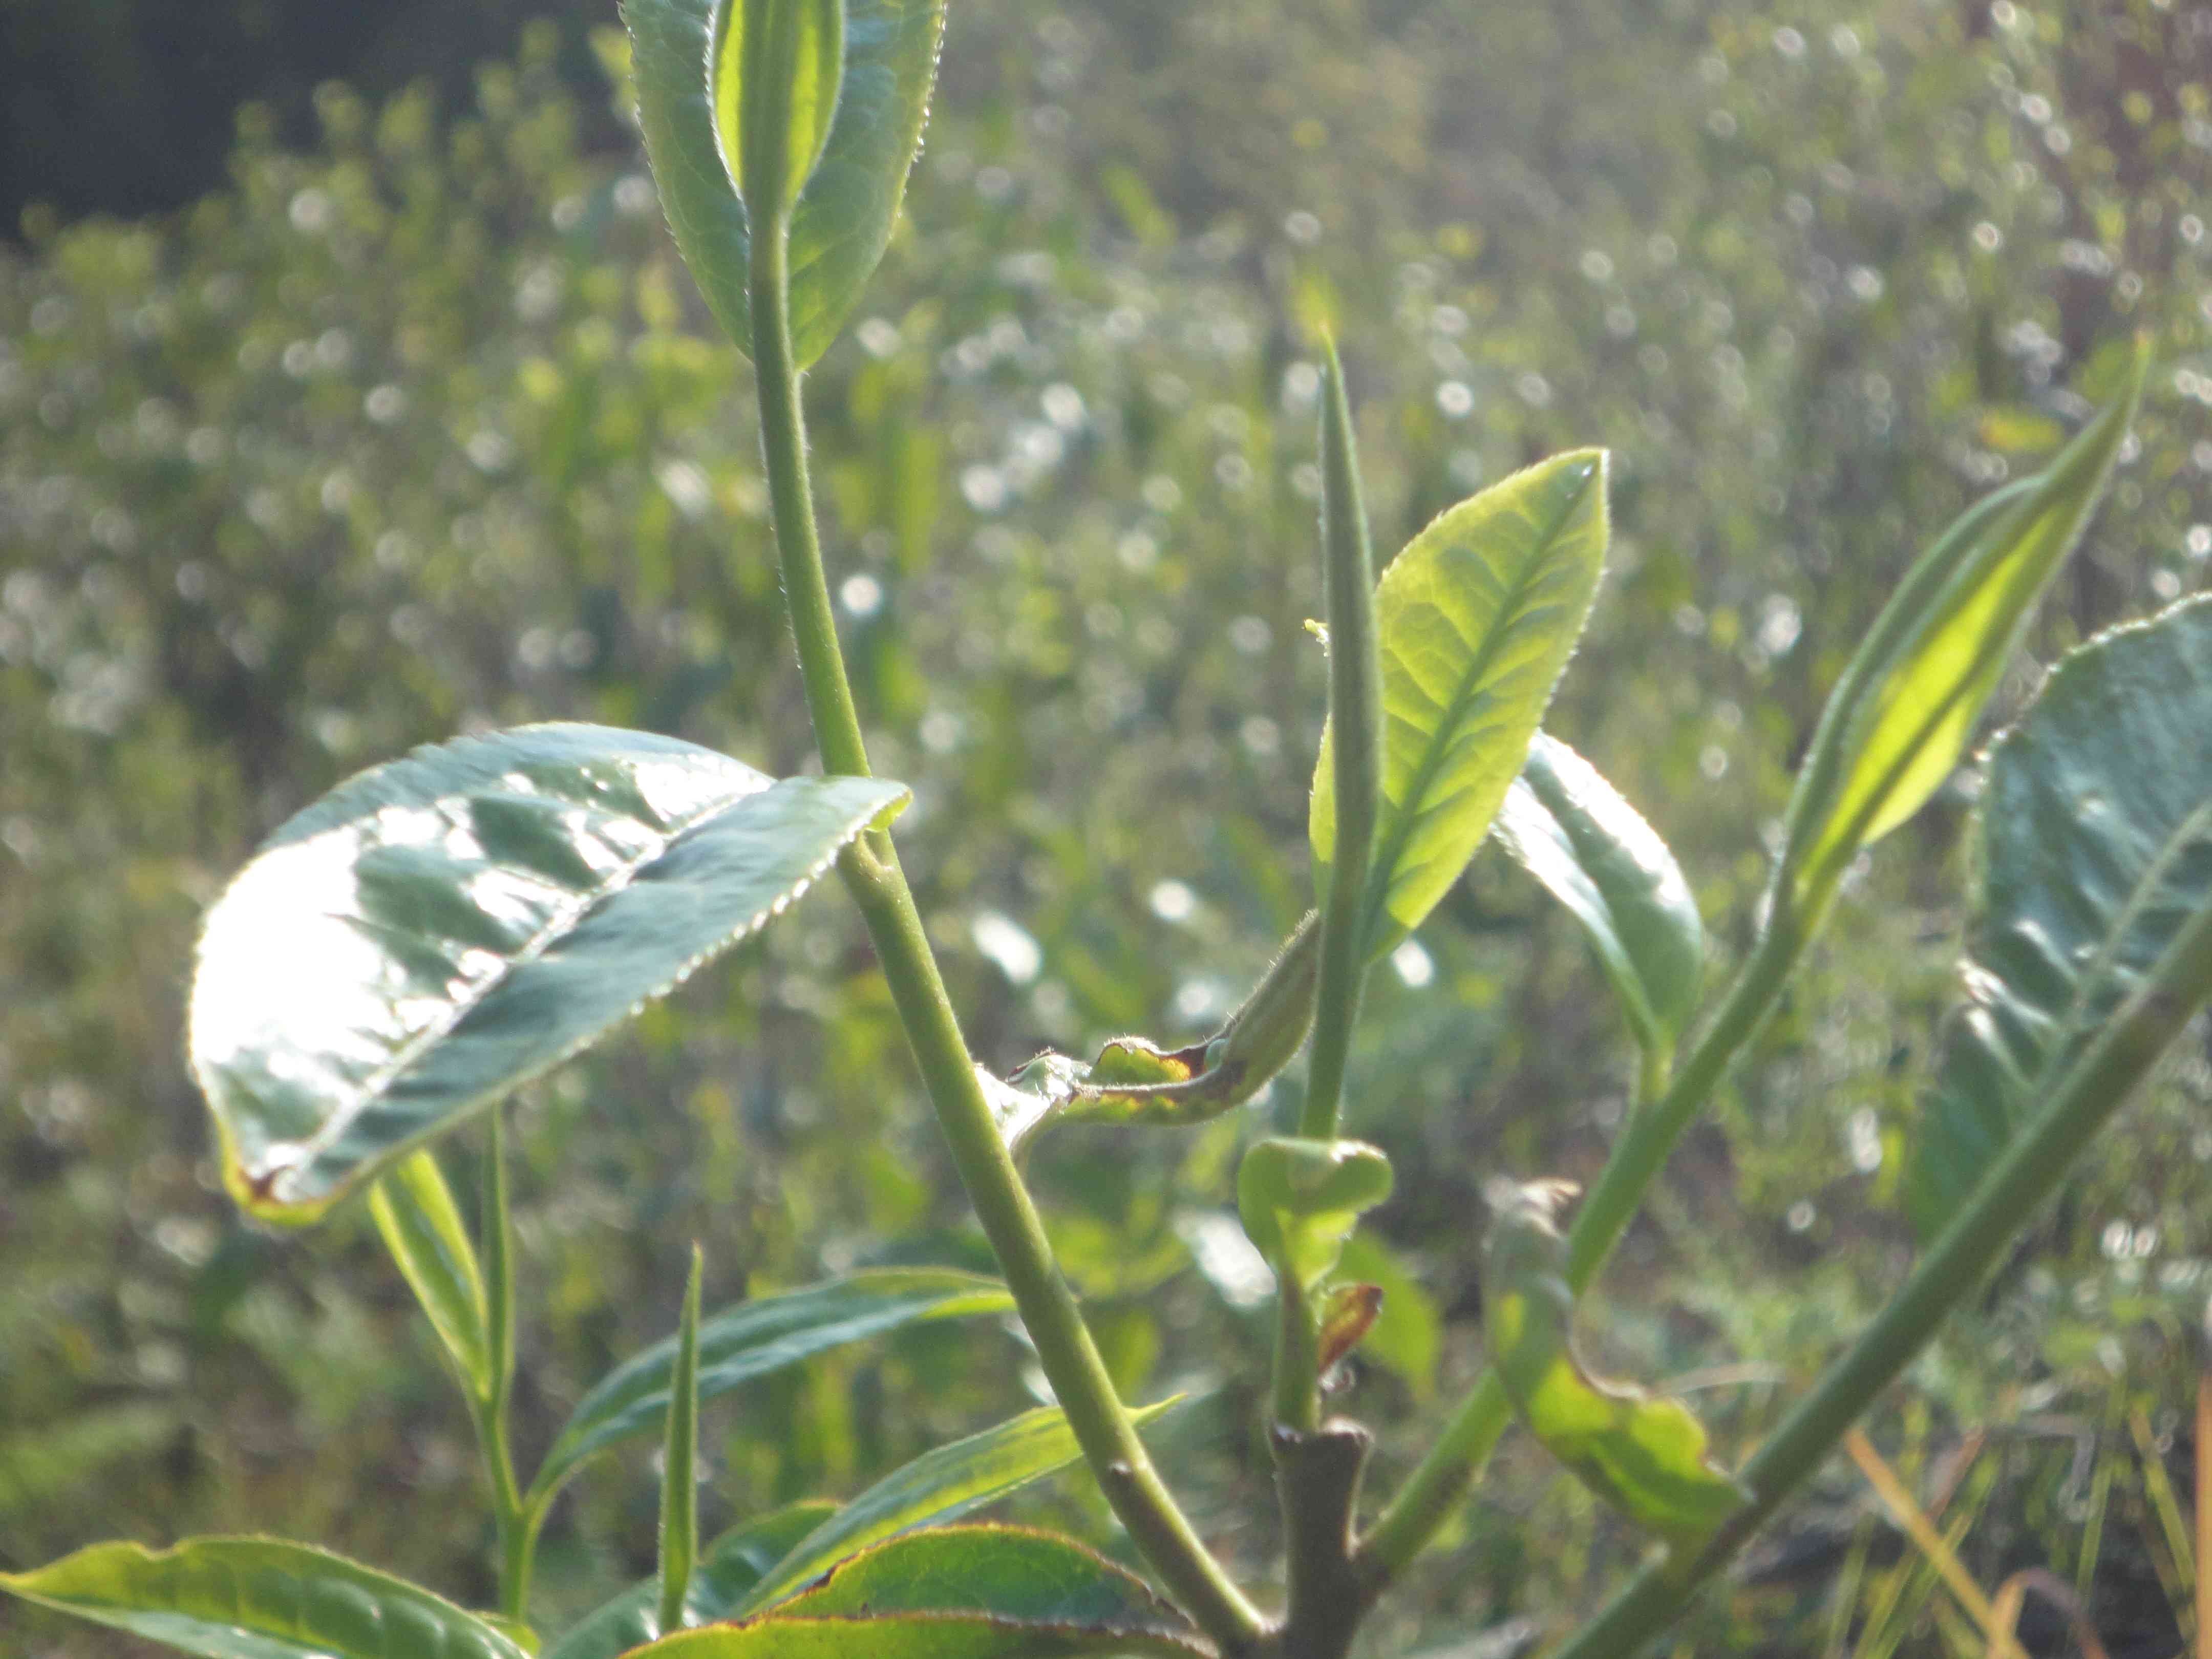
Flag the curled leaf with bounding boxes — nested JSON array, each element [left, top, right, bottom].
[[1316, 1283, 1385, 1375], [1494, 734, 1704, 1059], [1483, 1180, 1748, 1552], [1237, 1137, 1394, 1292]]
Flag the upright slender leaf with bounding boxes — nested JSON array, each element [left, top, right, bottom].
[[532, 1269, 1012, 1505], [1907, 595, 2212, 1240], [545, 1504, 835, 1659], [738, 1399, 1180, 1614], [1311, 451, 1609, 959], [1484, 1181, 1748, 1551], [1494, 734, 1704, 1059], [618, 1527, 1214, 1659], [0, 1537, 531, 1659], [627, 0, 947, 364], [1777, 345, 2146, 916], [369, 1148, 494, 1405], [658, 1245, 706, 1637], [188, 723, 906, 1223]]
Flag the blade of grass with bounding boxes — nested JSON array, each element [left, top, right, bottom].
[[1843, 1428, 2028, 1659], [2130, 1403, 2199, 1646]]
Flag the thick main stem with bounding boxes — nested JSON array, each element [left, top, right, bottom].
[[746, 217, 1266, 1654], [1357, 920, 1802, 1587], [1546, 900, 2212, 1658]]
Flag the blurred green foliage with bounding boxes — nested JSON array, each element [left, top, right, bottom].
[[3, 2, 2210, 1652]]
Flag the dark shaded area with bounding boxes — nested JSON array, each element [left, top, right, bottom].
[[1, 0, 613, 229]]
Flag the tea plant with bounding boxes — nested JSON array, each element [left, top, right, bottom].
[[6, 3, 2209, 1657]]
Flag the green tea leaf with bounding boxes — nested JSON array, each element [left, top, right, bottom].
[[608, 1526, 1213, 1659], [1777, 344, 2146, 916], [737, 1399, 1181, 1614], [657, 1245, 707, 1636], [1906, 595, 2212, 1240], [1236, 1137, 1393, 1291], [1494, 734, 1704, 1057], [369, 1148, 493, 1405], [534, 1269, 1011, 1506], [627, 0, 947, 364], [711, 0, 845, 221], [1312, 451, 1609, 959], [1484, 1181, 1748, 1551], [545, 1503, 835, 1659], [189, 723, 907, 1223], [0, 1537, 531, 1659], [976, 916, 1323, 1155]]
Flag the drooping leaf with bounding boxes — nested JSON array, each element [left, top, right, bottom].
[[711, 0, 845, 221], [626, 0, 947, 364], [0, 1537, 531, 1659], [616, 1526, 1214, 1659], [1311, 451, 1609, 960], [1493, 734, 1704, 1057], [1483, 1181, 1748, 1551], [188, 723, 907, 1223], [369, 1148, 493, 1404], [1236, 1137, 1393, 1292], [657, 1245, 707, 1636], [1776, 345, 2146, 917], [737, 1399, 1181, 1614], [1906, 595, 2212, 1240], [544, 1503, 835, 1659], [531, 1268, 1012, 1506]]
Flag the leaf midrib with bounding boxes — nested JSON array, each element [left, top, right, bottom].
[[1358, 463, 1598, 948]]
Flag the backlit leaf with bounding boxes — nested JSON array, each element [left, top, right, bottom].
[[1484, 1181, 1748, 1551], [737, 1399, 1181, 1614], [0, 1537, 530, 1659], [1312, 451, 1608, 959], [189, 724, 907, 1223], [369, 1148, 493, 1404], [1906, 596, 2212, 1240], [711, 0, 845, 220], [627, 0, 947, 364], [1494, 734, 1704, 1057], [1777, 345, 2146, 917], [1236, 1137, 1393, 1292], [533, 1269, 1012, 1506]]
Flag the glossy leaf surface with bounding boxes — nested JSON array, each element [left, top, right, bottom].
[[533, 1268, 1011, 1504], [619, 1526, 1212, 1659], [0, 1537, 530, 1659], [1236, 1137, 1393, 1290], [1484, 1182, 1747, 1550], [627, 0, 947, 364], [1906, 595, 2212, 1239], [738, 1399, 1179, 1613], [1494, 734, 1704, 1056], [1778, 349, 2144, 913], [369, 1148, 493, 1404], [1311, 451, 1609, 959], [189, 723, 907, 1223], [545, 1503, 833, 1659]]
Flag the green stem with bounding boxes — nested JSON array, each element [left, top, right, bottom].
[[479, 1108, 531, 1622], [1546, 898, 2212, 1658], [1357, 921, 1798, 1587], [746, 216, 1267, 1654]]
